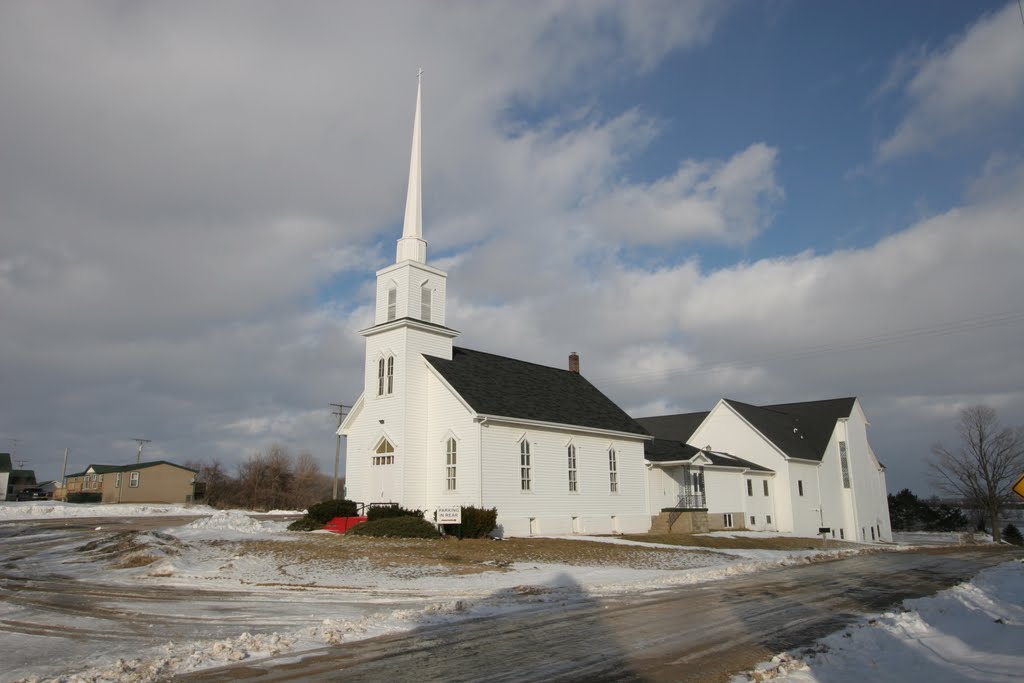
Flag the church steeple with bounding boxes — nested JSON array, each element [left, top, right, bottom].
[[396, 69, 426, 264]]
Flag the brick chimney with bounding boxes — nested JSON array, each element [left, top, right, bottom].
[[568, 351, 580, 374]]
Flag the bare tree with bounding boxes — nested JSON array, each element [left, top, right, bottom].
[[185, 459, 237, 509], [930, 405, 1024, 543], [289, 450, 333, 509]]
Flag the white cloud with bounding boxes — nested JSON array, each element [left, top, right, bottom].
[[585, 143, 782, 245], [877, 2, 1024, 161], [449, 157, 1024, 491], [0, 1, 732, 476]]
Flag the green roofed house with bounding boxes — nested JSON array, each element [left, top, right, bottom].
[[61, 461, 198, 504]]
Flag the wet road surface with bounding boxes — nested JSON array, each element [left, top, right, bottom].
[[180, 546, 1019, 683]]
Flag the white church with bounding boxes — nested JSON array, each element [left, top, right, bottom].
[[340, 79, 892, 542]]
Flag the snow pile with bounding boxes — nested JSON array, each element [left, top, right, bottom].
[[733, 559, 1024, 682], [44, 632, 299, 683], [0, 501, 215, 520], [183, 510, 286, 534]]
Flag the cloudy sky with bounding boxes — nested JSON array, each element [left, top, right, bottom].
[[2, 1, 1023, 496]]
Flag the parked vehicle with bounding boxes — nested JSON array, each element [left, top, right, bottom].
[[15, 488, 50, 501]]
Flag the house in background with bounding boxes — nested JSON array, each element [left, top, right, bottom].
[[0, 453, 10, 501], [1, 456, 37, 501], [640, 398, 892, 542], [60, 461, 198, 504]]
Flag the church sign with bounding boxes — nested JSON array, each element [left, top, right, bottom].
[[436, 505, 462, 525]]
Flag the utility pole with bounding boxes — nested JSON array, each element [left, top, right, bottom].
[[329, 403, 350, 500], [132, 438, 151, 464], [61, 448, 69, 482]]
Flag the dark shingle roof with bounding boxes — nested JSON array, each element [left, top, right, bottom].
[[704, 451, 773, 472], [644, 439, 772, 472], [644, 438, 701, 462], [65, 460, 197, 478], [635, 412, 709, 443], [424, 347, 649, 437], [724, 397, 856, 462], [0, 453, 11, 473]]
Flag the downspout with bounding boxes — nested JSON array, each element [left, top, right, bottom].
[[814, 464, 824, 535], [478, 417, 487, 507]]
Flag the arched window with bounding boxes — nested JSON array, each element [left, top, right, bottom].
[[608, 448, 618, 493], [520, 439, 532, 491], [373, 438, 395, 465], [567, 444, 577, 492], [421, 284, 432, 321], [387, 285, 397, 321], [446, 438, 457, 491], [377, 355, 394, 396]]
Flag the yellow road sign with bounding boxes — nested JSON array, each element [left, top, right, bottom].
[[1013, 474, 1024, 502]]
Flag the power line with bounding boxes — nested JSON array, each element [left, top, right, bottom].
[[330, 403, 351, 500], [132, 438, 151, 464], [589, 309, 1024, 388]]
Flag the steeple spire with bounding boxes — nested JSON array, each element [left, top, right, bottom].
[[396, 69, 426, 263]]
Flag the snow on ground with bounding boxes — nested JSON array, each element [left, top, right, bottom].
[[0, 511, 895, 683], [733, 559, 1024, 683], [0, 501, 217, 519], [0, 501, 304, 520], [892, 531, 994, 546]]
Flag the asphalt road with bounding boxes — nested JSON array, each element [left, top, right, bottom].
[[180, 546, 1019, 683]]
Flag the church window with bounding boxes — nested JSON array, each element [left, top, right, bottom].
[[387, 286, 397, 321], [520, 439, 531, 491], [763, 480, 769, 496], [421, 285, 432, 321], [446, 438, 457, 491], [839, 441, 851, 488], [373, 438, 395, 465], [608, 448, 618, 493], [377, 358, 385, 396], [746, 479, 753, 496], [386, 356, 394, 394], [567, 444, 577, 492]]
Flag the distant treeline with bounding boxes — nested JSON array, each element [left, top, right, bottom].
[[186, 443, 336, 511], [887, 488, 967, 532]]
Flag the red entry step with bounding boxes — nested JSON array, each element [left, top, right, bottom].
[[323, 516, 368, 533]]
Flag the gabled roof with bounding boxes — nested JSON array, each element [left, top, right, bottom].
[[644, 439, 773, 472], [423, 347, 650, 437], [65, 460, 197, 478], [724, 397, 856, 462], [635, 412, 709, 443], [0, 453, 11, 473]]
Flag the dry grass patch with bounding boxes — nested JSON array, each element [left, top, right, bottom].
[[76, 530, 186, 568], [622, 533, 861, 550], [235, 534, 730, 574]]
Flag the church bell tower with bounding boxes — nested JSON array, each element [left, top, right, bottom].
[[350, 71, 459, 506]]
